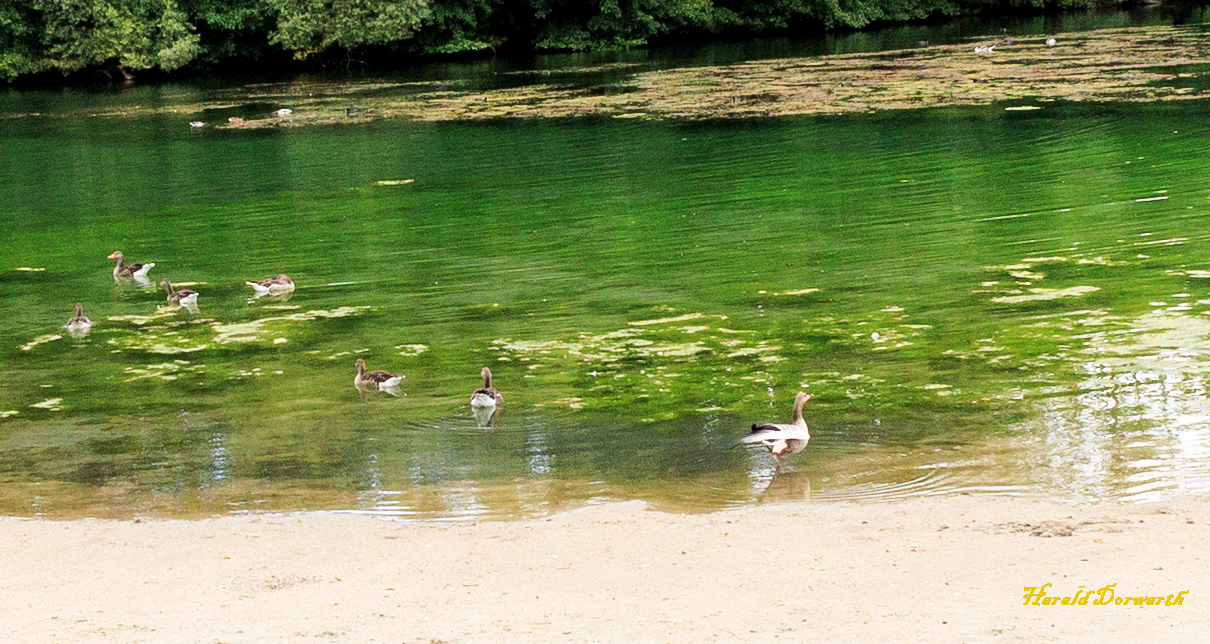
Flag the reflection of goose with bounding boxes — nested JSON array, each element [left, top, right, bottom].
[[108, 251, 155, 280], [355, 358, 404, 392], [65, 302, 92, 334], [472, 405, 497, 427], [761, 470, 812, 502], [740, 392, 812, 467], [246, 274, 295, 296], [160, 279, 199, 306], [470, 366, 503, 408]]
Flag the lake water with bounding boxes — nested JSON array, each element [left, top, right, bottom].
[[3, 16, 1210, 520]]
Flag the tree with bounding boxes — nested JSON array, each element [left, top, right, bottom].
[[0, 1, 45, 80], [187, 0, 275, 64], [521, 0, 726, 50], [34, 0, 201, 78], [410, 0, 505, 54], [268, 0, 430, 59]]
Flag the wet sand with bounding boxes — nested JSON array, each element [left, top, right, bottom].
[[3, 495, 1206, 642]]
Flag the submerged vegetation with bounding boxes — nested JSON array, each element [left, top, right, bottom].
[[1, 0, 1149, 83]]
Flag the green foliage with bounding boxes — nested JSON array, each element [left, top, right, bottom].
[[34, 0, 201, 75], [410, 0, 504, 54], [267, 0, 430, 57], [516, 0, 988, 48], [187, 0, 274, 63], [0, 0, 1143, 82], [712, 0, 815, 30], [0, 1, 45, 79], [523, 0, 733, 50], [818, 0, 962, 28]]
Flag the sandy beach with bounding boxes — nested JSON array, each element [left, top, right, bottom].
[[2, 495, 1206, 643]]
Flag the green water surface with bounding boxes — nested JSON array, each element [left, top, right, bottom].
[[3, 49, 1210, 519]]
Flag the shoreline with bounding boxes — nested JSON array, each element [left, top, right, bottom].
[[6, 25, 1208, 130], [3, 494, 1206, 642]]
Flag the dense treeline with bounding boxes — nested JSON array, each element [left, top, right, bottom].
[[0, 0, 1135, 82]]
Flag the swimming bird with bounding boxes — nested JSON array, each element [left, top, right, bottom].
[[246, 274, 295, 296], [108, 251, 155, 281], [160, 278, 199, 306], [355, 358, 404, 393], [64, 302, 92, 334], [470, 366, 503, 408], [739, 392, 813, 467]]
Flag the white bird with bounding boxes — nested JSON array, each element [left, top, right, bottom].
[[355, 358, 404, 393], [739, 392, 813, 467], [975, 45, 996, 54], [470, 366, 503, 408], [189, 121, 205, 128], [246, 274, 295, 296], [1045, 37, 1057, 47], [65, 302, 92, 335], [274, 109, 293, 117]]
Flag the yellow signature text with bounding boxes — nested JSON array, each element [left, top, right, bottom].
[[1023, 583, 1188, 606]]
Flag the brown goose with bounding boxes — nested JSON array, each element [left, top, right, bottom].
[[64, 302, 92, 333], [159, 278, 199, 305], [246, 274, 295, 296], [740, 392, 812, 461], [470, 366, 503, 408], [355, 358, 404, 392], [108, 251, 155, 280]]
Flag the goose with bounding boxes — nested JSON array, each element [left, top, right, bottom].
[[246, 274, 295, 296], [739, 392, 812, 464], [159, 279, 199, 306], [470, 366, 503, 408], [108, 251, 155, 280], [355, 358, 404, 392], [64, 302, 92, 333]]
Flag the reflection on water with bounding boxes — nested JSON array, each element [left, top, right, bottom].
[[1010, 310, 1210, 502], [4, 29, 1210, 517]]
